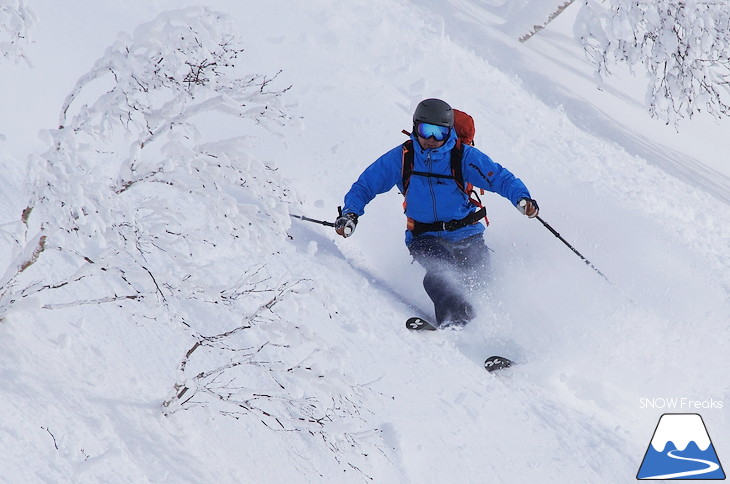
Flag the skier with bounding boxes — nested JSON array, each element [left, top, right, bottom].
[[335, 98, 538, 328]]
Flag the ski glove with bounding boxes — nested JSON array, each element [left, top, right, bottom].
[[335, 210, 358, 238], [518, 198, 539, 218]]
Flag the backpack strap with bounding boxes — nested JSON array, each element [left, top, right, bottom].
[[450, 142, 486, 213], [450, 140, 465, 192], [401, 139, 414, 197]]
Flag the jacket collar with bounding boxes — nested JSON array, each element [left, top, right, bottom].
[[410, 129, 457, 162]]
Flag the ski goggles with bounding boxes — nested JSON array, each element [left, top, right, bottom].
[[415, 122, 451, 141]]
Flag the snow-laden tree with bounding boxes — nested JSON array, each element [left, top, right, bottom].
[[575, 0, 730, 124], [2, 6, 289, 317], [0, 0, 36, 65], [1, 8, 387, 476]]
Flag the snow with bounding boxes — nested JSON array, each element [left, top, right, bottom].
[[1, 0, 729, 483]]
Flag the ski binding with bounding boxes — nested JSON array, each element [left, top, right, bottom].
[[484, 355, 513, 373]]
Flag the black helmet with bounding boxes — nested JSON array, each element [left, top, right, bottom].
[[413, 98, 454, 127]]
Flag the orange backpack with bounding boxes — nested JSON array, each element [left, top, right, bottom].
[[453, 109, 475, 146]]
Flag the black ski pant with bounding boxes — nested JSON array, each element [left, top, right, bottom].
[[408, 234, 490, 326]]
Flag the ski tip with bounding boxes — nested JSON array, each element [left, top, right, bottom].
[[406, 317, 437, 331], [484, 355, 513, 373]]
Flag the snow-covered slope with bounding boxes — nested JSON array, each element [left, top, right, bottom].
[[1, 0, 728, 483]]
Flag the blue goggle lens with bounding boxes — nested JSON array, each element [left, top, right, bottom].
[[416, 122, 450, 141]]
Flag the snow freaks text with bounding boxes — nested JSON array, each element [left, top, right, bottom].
[[639, 398, 724, 410]]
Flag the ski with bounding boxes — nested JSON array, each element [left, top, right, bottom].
[[406, 317, 514, 372], [405, 316, 437, 331], [484, 355, 513, 373], [404, 316, 464, 331]]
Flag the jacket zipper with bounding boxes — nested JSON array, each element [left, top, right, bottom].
[[425, 152, 439, 222]]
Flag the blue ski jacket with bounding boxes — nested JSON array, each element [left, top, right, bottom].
[[342, 129, 532, 245]]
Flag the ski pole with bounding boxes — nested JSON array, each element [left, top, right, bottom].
[[290, 213, 335, 228], [535, 214, 610, 283]]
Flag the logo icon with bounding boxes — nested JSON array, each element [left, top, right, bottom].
[[637, 413, 725, 480]]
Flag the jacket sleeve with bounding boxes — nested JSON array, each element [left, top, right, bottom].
[[462, 146, 531, 206], [342, 145, 403, 216]]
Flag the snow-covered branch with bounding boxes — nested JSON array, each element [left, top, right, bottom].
[[0, 0, 36, 65], [53, 7, 289, 192], [2, 7, 292, 320], [156, 266, 384, 477], [575, 0, 730, 124], [1, 7, 385, 477]]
